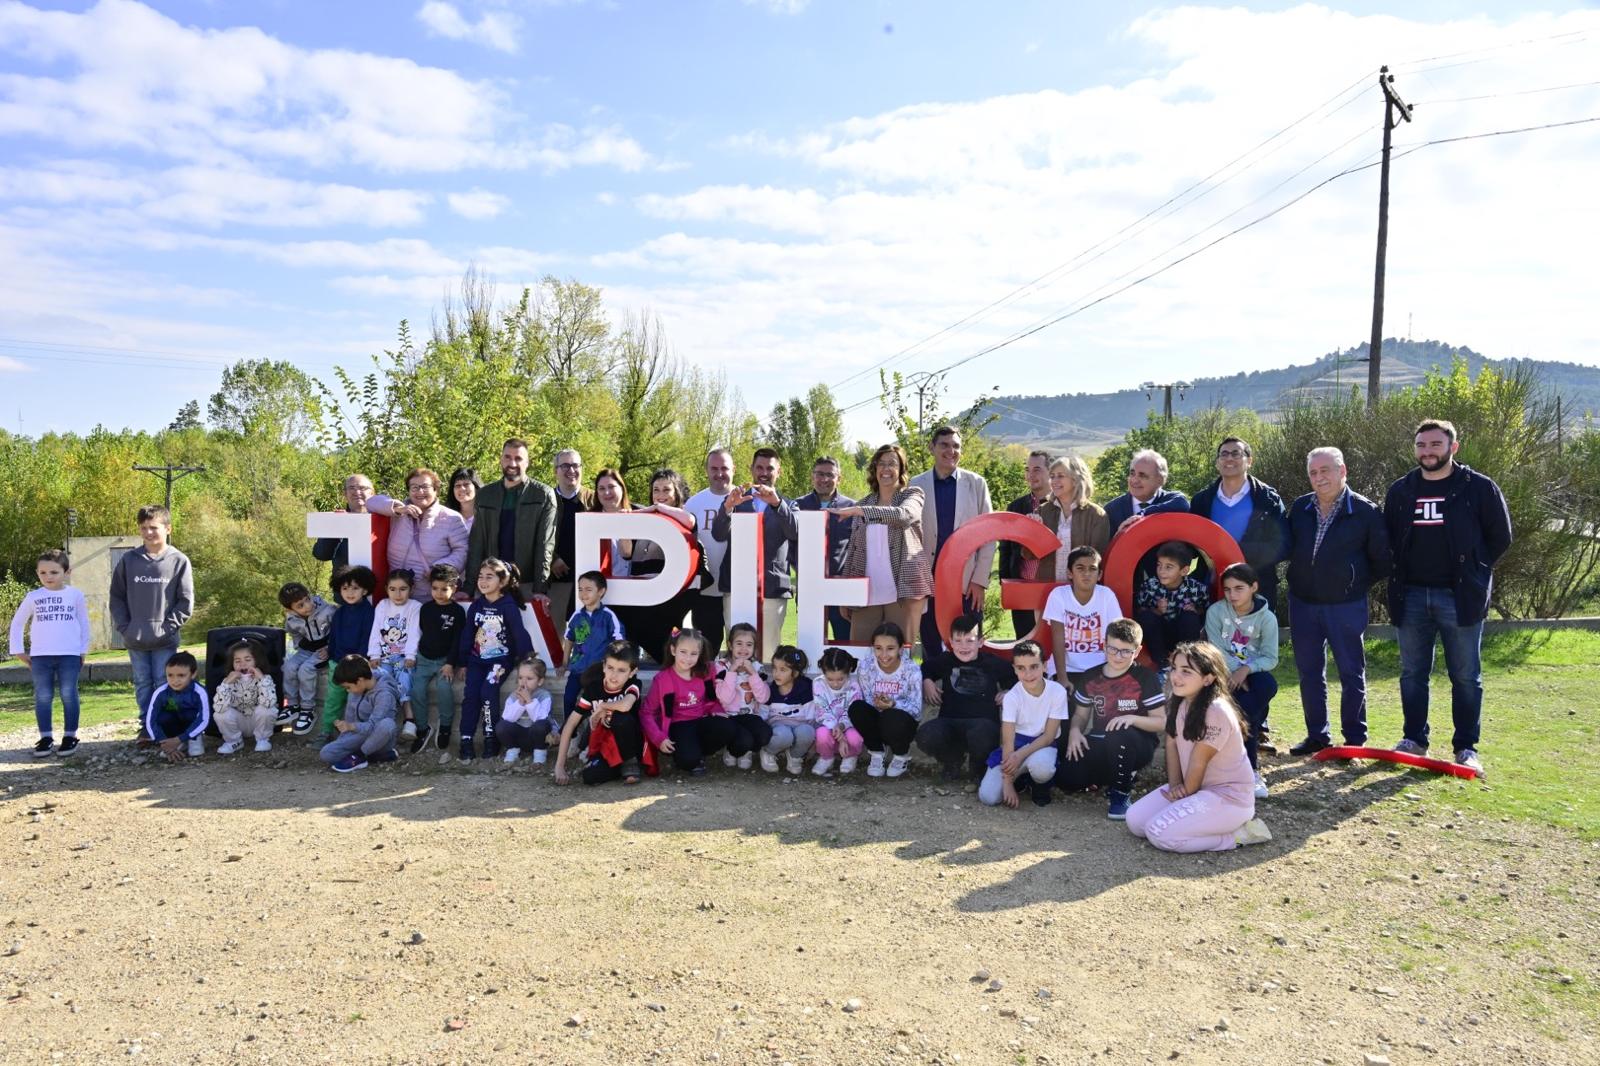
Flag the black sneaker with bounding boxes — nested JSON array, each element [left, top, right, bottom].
[[56, 736, 81, 758], [1289, 736, 1332, 757], [409, 726, 434, 755], [940, 761, 963, 782], [1030, 780, 1054, 807], [370, 748, 399, 764], [690, 763, 708, 776], [32, 736, 55, 758], [291, 710, 315, 736], [436, 727, 452, 752], [482, 736, 501, 759], [459, 737, 476, 763], [274, 705, 296, 727]]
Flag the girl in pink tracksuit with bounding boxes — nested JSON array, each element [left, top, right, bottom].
[[810, 647, 864, 776]]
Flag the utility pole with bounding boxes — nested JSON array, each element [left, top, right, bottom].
[[134, 463, 206, 513], [907, 371, 945, 434], [1367, 65, 1413, 411], [1141, 381, 1190, 422]]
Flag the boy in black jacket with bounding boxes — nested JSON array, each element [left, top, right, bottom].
[[411, 564, 467, 756]]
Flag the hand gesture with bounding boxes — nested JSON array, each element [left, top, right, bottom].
[[224, 669, 242, 684], [659, 738, 677, 754], [1063, 729, 1089, 759], [753, 483, 781, 506]]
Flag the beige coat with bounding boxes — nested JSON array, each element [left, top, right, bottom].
[[908, 467, 996, 590]]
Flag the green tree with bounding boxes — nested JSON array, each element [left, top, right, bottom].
[[207, 359, 324, 447], [1091, 406, 1272, 503], [767, 384, 852, 497]]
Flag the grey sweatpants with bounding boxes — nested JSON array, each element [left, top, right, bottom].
[[318, 720, 398, 765], [764, 722, 817, 755], [283, 649, 324, 708]]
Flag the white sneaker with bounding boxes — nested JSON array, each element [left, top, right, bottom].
[[785, 754, 804, 775], [1253, 772, 1269, 800], [886, 754, 911, 778], [186, 737, 205, 757], [402, 720, 418, 740], [759, 751, 779, 773], [217, 739, 244, 755], [254, 739, 272, 753], [838, 755, 858, 775], [812, 757, 835, 776], [1234, 818, 1273, 847], [867, 752, 886, 777], [737, 753, 754, 771], [533, 749, 547, 765], [722, 752, 738, 768], [502, 747, 522, 764]]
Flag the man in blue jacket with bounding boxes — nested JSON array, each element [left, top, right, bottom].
[[1286, 447, 1391, 757], [712, 447, 799, 660], [1189, 437, 1290, 609], [1383, 420, 1512, 775], [794, 456, 855, 642]]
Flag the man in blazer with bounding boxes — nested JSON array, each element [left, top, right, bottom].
[[1103, 449, 1190, 535], [465, 437, 557, 605], [712, 447, 800, 660], [795, 456, 856, 642], [910, 426, 995, 657]]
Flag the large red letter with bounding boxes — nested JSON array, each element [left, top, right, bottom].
[[933, 512, 1064, 660]]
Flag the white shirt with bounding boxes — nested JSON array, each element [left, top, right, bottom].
[[9, 586, 91, 657], [1215, 480, 1251, 507], [1052, 504, 1076, 581], [1040, 584, 1123, 674], [1001, 679, 1071, 737], [685, 487, 731, 594]]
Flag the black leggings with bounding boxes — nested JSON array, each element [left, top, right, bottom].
[[582, 713, 645, 784], [1134, 608, 1204, 667], [498, 718, 553, 752], [848, 700, 918, 757], [667, 717, 735, 772], [1055, 729, 1160, 795], [726, 713, 772, 757], [914, 717, 1000, 773]]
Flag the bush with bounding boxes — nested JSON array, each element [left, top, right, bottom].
[[0, 573, 29, 663], [179, 490, 331, 642]]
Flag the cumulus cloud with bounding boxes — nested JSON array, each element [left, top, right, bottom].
[[416, 1, 520, 53], [446, 188, 511, 219], [742, 0, 810, 13]]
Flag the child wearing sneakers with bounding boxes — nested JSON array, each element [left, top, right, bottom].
[[368, 568, 422, 740], [9, 549, 91, 759], [279, 582, 334, 736], [499, 659, 554, 765], [453, 558, 531, 762], [562, 571, 625, 721], [848, 622, 922, 778], [1057, 617, 1166, 820], [214, 639, 278, 754], [313, 565, 376, 740], [714, 622, 772, 770], [574, 641, 647, 786], [1204, 562, 1280, 800], [811, 647, 864, 776], [978, 640, 1068, 808], [761, 645, 815, 774], [642, 629, 728, 777], [144, 651, 210, 763], [412, 564, 466, 756], [319, 655, 401, 774]]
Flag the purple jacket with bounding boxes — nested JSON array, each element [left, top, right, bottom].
[[366, 497, 469, 577]]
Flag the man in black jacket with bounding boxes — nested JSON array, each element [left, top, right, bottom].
[[1189, 437, 1290, 609], [1384, 420, 1512, 775], [795, 456, 855, 642], [712, 447, 799, 660], [1286, 447, 1391, 757], [1000, 450, 1052, 638]]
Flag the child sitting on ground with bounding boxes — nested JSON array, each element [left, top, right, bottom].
[[642, 629, 728, 777], [1133, 540, 1208, 667], [1204, 562, 1280, 800], [144, 651, 210, 763], [313, 565, 376, 740], [573, 641, 647, 786], [368, 568, 422, 740], [978, 640, 1068, 809], [714, 622, 772, 770], [279, 582, 334, 737], [1057, 617, 1167, 820], [499, 658, 554, 765], [849, 621, 923, 779], [916, 612, 1014, 782], [761, 645, 815, 774], [319, 655, 401, 774], [811, 647, 863, 777], [10, 549, 91, 759], [214, 639, 278, 755]]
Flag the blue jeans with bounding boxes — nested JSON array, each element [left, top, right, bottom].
[[409, 654, 455, 732], [1396, 585, 1483, 752], [31, 655, 84, 736], [1288, 595, 1368, 746], [1233, 670, 1279, 769], [129, 645, 178, 727]]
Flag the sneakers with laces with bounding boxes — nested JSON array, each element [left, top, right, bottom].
[[736, 752, 754, 771], [254, 738, 272, 753], [1030, 780, 1053, 807], [722, 752, 738, 768], [838, 755, 859, 775], [1253, 772, 1269, 800], [401, 719, 418, 740], [812, 756, 835, 777], [1288, 736, 1331, 757], [275, 705, 296, 726], [291, 710, 315, 736], [1454, 748, 1484, 775], [759, 751, 779, 773], [56, 736, 80, 758], [866, 752, 886, 777], [32, 736, 55, 758], [785, 754, 804, 775], [333, 754, 367, 773], [886, 754, 910, 778], [502, 747, 522, 764], [459, 737, 476, 764], [218, 738, 245, 755], [1394, 738, 1429, 757], [1234, 818, 1273, 847], [186, 737, 205, 757], [1106, 790, 1131, 821]]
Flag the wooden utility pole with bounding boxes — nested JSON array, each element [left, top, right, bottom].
[[1141, 381, 1190, 422], [134, 463, 206, 513], [1367, 65, 1413, 411]]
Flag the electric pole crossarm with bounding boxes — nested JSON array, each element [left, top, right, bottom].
[[133, 464, 206, 513]]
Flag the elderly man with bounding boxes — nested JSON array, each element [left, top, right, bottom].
[[312, 473, 375, 570], [1000, 450, 1052, 637], [1189, 437, 1290, 608], [910, 425, 994, 657], [795, 455, 856, 642], [686, 447, 736, 655], [712, 447, 799, 660], [1384, 420, 1511, 775], [547, 448, 593, 630], [1285, 447, 1390, 757], [1104, 449, 1189, 536], [364, 467, 470, 576], [465, 438, 557, 606]]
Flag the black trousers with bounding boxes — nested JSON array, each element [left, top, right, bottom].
[[691, 593, 726, 659], [498, 718, 553, 752], [726, 713, 772, 756], [1055, 729, 1160, 795], [1134, 608, 1205, 667], [915, 717, 1000, 774], [582, 712, 645, 783], [848, 700, 918, 756], [667, 717, 735, 772]]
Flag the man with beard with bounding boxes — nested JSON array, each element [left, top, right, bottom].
[[466, 438, 557, 607], [712, 447, 799, 660]]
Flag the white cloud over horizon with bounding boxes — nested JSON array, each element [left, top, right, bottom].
[[416, 1, 521, 53]]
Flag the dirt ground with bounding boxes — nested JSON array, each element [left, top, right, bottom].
[[1, 721, 1596, 1066]]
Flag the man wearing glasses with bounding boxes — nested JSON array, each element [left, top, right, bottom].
[[548, 449, 593, 630], [1189, 437, 1290, 609], [794, 456, 855, 641]]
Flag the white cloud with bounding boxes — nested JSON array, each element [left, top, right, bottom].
[[742, 0, 810, 13], [447, 188, 511, 219], [0, 355, 30, 372], [416, 1, 520, 53]]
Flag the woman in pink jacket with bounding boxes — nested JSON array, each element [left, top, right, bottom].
[[366, 467, 470, 575]]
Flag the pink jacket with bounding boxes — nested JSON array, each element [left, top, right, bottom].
[[367, 497, 470, 576], [641, 669, 717, 748], [713, 659, 770, 715]]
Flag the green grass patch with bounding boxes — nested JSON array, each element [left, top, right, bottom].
[[0, 681, 142, 736]]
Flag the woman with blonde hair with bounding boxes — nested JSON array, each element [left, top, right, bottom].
[[1028, 454, 1110, 581], [836, 444, 932, 643]]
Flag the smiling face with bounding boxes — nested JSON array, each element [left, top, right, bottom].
[[728, 631, 756, 664], [650, 476, 679, 507], [1126, 457, 1162, 502], [1415, 429, 1457, 473], [931, 431, 962, 474], [811, 461, 839, 499], [477, 566, 505, 597], [1049, 465, 1077, 504], [406, 473, 438, 509], [873, 451, 902, 494], [1025, 455, 1050, 496], [871, 634, 902, 671], [671, 639, 702, 676], [452, 477, 476, 507], [1167, 651, 1214, 699], [1307, 453, 1346, 499], [500, 445, 528, 485], [1215, 441, 1250, 481], [751, 454, 780, 488], [576, 577, 602, 610], [1102, 636, 1138, 678], [554, 450, 582, 492], [1011, 651, 1044, 688], [705, 450, 733, 494], [596, 475, 626, 512], [602, 656, 634, 692], [338, 581, 368, 606], [137, 516, 169, 552], [948, 626, 982, 663], [342, 475, 374, 511]]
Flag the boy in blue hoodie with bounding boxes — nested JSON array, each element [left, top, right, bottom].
[[1205, 562, 1280, 800], [316, 565, 376, 742]]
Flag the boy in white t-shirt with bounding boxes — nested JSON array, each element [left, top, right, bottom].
[[1041, 545, 1122, 695], [977, 641, 1070, 809]]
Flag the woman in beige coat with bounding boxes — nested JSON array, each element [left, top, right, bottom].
[[837, 444, 932, 643], [1028, 455, 1110, 581]]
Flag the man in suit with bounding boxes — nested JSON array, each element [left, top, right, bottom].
[[1000, 450, 1053, 638], [795, 456, 856, 642], [712, 447, 799, 659], [1104, 449, 1190, 536], [465, 437, 557, 606], [911, 426, 995, 657], [547, 448, 593, 630]]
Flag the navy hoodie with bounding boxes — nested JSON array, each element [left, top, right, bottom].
[[329, 598, 376, 662]]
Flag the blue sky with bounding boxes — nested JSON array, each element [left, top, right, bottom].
[[2, 0, 1598, 441]]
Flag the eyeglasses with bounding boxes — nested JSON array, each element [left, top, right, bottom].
[[1105, 646, 1137, 658], [1217, 449, 1247, 459], [556, 463, 581, 471]]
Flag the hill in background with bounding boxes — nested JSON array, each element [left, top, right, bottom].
[[991, 339, 1600, 451]]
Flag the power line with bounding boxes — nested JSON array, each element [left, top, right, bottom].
[[1411, 77, 1600, 106]]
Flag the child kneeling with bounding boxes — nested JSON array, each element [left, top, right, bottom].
[[319, 655, 401, 774], [978, 641, 1068, 808]]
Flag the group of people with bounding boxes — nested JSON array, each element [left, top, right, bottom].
[[8, 419, 1511, 855]]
